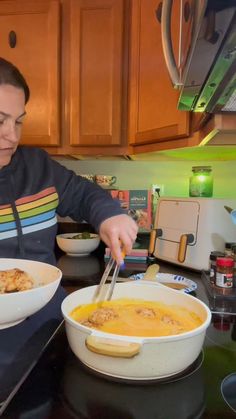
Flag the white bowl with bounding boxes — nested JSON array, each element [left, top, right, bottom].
[[56, 233, 100, 257], [0, 258, 62, 329], [62, 282, 211, 381], [130, 272, 197, 293]]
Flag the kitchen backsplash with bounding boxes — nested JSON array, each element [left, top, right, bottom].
[[54, 158, 236, 198]]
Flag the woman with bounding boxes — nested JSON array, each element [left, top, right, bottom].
[[0, 57, 137, 265]]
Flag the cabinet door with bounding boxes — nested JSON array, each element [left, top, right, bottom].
[[128, 0, 189, 147], [68, 0, 126, 147], [0, 0, 60, 146]]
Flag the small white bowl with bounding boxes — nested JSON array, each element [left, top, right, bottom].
[[56, 233, 100, 257], [0, 258, 62, 329]]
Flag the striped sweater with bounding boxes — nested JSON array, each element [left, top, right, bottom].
[[0, 146, 123, 264]]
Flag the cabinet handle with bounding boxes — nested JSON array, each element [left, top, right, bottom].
[[160, 0, 181, 87], [9, 31, 17, 48], [155, 2, 163, 23], [184, 1, 191, 22], [160, 0, 207, 88]]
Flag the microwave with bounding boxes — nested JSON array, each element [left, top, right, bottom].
[[160, 0, 236, 113]]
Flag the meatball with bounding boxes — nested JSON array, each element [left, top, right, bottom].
[[80, 319, 94, 328], [0, 268, 34, 293], [161, 315, 177, 325], [161, 315, 184, 334], [88, 307, 118, 326], [136, 307, 156, 318]]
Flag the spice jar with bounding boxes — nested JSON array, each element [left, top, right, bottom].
[[209, 251, 225, 285], [189, 166, 213, 197], [231, 244, 236, 287], [216, 257, 234, 288], [224, 242, 236, 257]]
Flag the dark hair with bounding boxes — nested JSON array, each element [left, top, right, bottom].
[[0, 57, 30, 103]]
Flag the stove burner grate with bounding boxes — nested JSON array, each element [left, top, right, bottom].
[[82, 350, 204, 385], [221, 373, 236, 413]]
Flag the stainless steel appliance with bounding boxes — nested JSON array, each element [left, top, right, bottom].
[[160, 0, 236, 113]]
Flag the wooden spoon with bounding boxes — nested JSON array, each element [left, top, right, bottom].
[[142, 263, 160, 281]]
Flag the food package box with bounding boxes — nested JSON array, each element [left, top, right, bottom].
[[109, 190, 152, 232]]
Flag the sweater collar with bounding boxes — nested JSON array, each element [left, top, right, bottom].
[[0, 147, 20, 177]]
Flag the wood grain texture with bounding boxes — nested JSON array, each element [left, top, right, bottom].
[[0, 0, 60, 146]]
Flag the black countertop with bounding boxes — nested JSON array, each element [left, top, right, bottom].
[[55, 229, 151, 286], [1, 256, 236, 418]]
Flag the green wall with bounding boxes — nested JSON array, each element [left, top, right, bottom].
[[55, 158, 236, 198]]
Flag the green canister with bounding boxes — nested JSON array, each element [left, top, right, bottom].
[[189, 166, 213, 197]]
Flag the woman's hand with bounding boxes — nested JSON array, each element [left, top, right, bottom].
[[99, 214, 138, 265]]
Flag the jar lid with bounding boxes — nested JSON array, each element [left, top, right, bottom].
[[225, 242, 236, 249], [192, 166, 212, 173], [216, 257, 234, 267], [210, 251, 225, 260], [231, 244, 236, 254]]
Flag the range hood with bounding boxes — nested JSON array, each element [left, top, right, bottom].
[[161, 0, 236, 113], [197, 114, 236, 145]]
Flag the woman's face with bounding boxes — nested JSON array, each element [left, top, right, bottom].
[[0, 84, 26, 169]]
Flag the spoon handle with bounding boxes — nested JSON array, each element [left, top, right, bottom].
[[142, 264, 160, 281]]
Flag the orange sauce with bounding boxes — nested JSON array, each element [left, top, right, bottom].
[[70, 298, 202, 337]]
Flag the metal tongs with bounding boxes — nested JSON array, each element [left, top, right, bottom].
[[92, 255, 122, 303]]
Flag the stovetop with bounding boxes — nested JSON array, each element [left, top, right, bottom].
[[1, 314, 236, 419], [1, 277, 236, 418], [0, 286, 66, 414]]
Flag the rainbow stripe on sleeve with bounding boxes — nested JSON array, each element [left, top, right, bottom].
[[0, 187, 59, 239]]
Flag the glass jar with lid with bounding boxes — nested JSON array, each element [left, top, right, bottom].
[[224, 242, 236, 257], [209, 251, 225, 285], [231, 244, 236, 287], [189, 166, 213, 197], [216, 257, 234, 288]]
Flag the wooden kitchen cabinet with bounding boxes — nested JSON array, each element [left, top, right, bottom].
[[128, 0, 190, 150], [66, 0, 127, 148], [0, 0, 60, 147], [58, 0, 192, 155], [0, 0, 208, 157]]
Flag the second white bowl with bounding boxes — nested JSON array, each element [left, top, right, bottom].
[[56, 233, 100, 257], [0, 258, 62, 329]]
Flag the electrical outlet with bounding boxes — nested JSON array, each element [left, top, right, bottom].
[[152, 184, 164, 196]]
